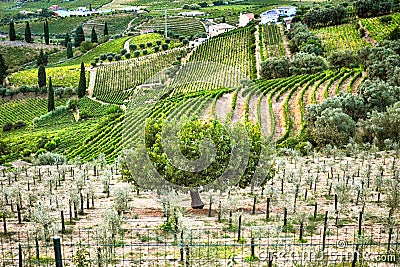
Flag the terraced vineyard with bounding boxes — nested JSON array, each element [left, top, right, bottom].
[[93, 48, 186, 104], [200, 69, 364, 144], [0, 17, 89, 37], [313, 23, 371, 53], [361, 13, 400, 42], [83, 13, 136, 36], [188, 26, 256, 82], [0, 98, 66, 127], [259, 24, 285, 60], [136, 16, 206, 37]]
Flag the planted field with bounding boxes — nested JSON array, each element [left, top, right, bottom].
[[259, 24, 285, 60], [0, 97, 66, 127], [0, 42, 61, 70], [361, 13, 400, 42], [83, 13, 136, 36], [0, 17, 89, 37], [313, 23, 370, 53], [189, 27, 257, 80], [8, 65, 89, 88], [59, 36, 131, 66], [0, 149, 398, 266], [136, 16, 206, 37], [93, 48, 186, 104]]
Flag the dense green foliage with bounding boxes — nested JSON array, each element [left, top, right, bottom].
[[0, 54, 7, 85], [9, 20, 16, 41], [354, 0, 392, 18], [48, 77, 55, 112], [304, 5, 347, 28], [78, 62, 86, 98], [74, 24, 85, 48], [44, 19, 50, 45], [38, 65, 46, 88], [25, 21, 32, 43]]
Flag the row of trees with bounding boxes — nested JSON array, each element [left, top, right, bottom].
[[303, 5, 347, 28], [9, 19, 50, 44], [354, 0, 392, 18]]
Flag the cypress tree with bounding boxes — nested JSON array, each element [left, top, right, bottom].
[[64, 33, 71, 47], [0, 54, 8, 85], [91, 27, 98, 43], [104, 22, 109, 36], [38, 65, 46, 88], [77, 62, 86, 98], [47, 77, 55, 112], [37, 49, 48, 66], [25, 21, 32, 43], [74, 24, 85, 47], [9, 20, 16, 41], [67, 42, 73, 59], [44, 20, 50, 45]]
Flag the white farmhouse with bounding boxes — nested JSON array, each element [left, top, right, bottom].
[[275, 6, 296, 17], [260, 9, 280, 24], [189, 37, 209, 47], [260, 6, 296, 24], [208, 23, 236, 37], [238, 13, 255, 27]]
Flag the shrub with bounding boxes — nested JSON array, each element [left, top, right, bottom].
[[22, 149, 33, 157], [2, 123, 13, 132], [80, 41, 93, 53], [18, 85, 30, 94], [154, 46, 160, 52], [44, 140, 57, 151], [100, 54, 107, 61], [139, 43, 145, 49], [106, 105, 123, 114], [0, 87, 6, 96], [147, 42, 153, 47], [36, 148, 46, 155], [134, 51, 140, 57], [129, 44, 137, 51], [5, 88, 15, 97], [54, 88, 64, 98], [35, 152, 67, 165], [162, 44, 169, 50], [120, 48, 127, 55], [14, 121, 26, 129], [142, 49, 148, 55], [125, 53, 131, 59], [156, 40, 162, 46]]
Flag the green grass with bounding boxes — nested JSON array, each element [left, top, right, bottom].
[[8, 65, 89, 88]]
